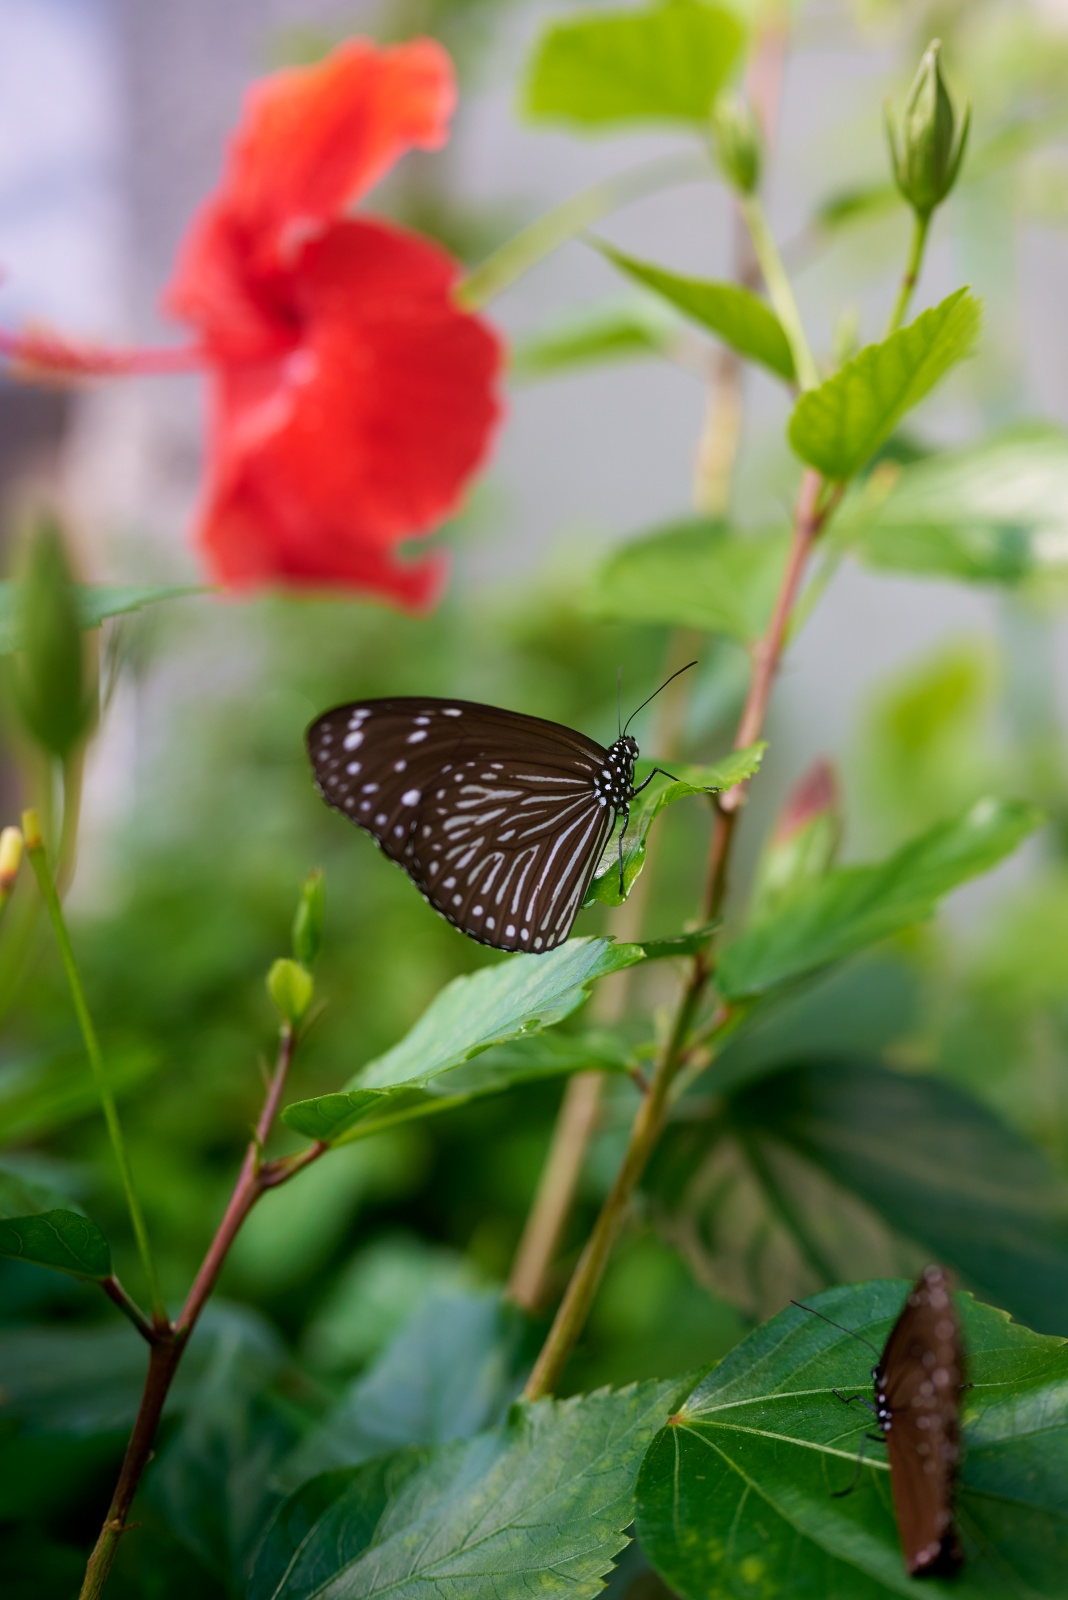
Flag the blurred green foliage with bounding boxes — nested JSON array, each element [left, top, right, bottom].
[[4, 0, 1068, 1595]]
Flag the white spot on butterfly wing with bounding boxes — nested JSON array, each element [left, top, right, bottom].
[[442, 708, 462, 717], [344, 731, 363, 750], [408, 730, 428, 744], [401, 789, 421, 806]]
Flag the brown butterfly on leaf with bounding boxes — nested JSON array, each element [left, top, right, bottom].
[[794, 1265, 965, 1578]]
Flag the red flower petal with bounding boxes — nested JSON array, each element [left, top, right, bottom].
[[166, 37, 455, 351], [196, 218, 502, 607]]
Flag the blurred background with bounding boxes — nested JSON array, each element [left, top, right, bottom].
[[3, 1, 1068, 1595]]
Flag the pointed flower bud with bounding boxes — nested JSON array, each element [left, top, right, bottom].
[[292, 869, 325, 968], [751, 760, 842, 920], [12, 517, 95, 759], [267, 958, 314, 1027], [710, 92, 762, 196], [886, 40, 970, 220]]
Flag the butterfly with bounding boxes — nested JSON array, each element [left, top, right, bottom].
[[305, 666, 694, 954], [794, 1266, 965, 1578]]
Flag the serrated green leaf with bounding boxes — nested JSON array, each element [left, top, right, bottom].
[[252, 1380, 680, 1600], [596, 242, 796, 379], [0, 1167, 111, 1281], [789, 289, 982, 480], [636, 1285, 1068, 1599], [0, 582, 204, 654], [280, 1288, 524, 1491], [588, 518, 789, 642], [524, 0, 745, 129], [512, 296, 679, 378], [283, 938, 645, 1144], [586, 748, 765, 909], [718, 797, 1042, 998], [652, 1059, 1068, 1331], [844, 423, 1068, 584]]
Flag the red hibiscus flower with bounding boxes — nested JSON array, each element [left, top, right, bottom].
[[1, 38, 503, 610]]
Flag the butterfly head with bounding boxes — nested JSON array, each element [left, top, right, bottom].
[[596, 735, 639, 810]]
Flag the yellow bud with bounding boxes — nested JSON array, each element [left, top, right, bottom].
[[0, 827, 23, 896], [20, 809, 43, 852]]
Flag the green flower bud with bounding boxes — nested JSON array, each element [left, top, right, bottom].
[[12, 517, 95, 759], [710, 92, 762, 196], [886, 40, 970, 220], [267, 958, 314, 1027], [292, 868, 325, 967]]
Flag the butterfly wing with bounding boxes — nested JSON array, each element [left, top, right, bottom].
[[306, 697, 617, 952], [879, 1265, 964, 1577]]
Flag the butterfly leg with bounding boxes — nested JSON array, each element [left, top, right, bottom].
[[617, 805, 630, 898], [831, 1429, 884, 1499], [832, 1389, 879, 1415], [630, 766, 680, 798]]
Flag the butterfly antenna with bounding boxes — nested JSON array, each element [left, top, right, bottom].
[[622, 660, 698, 737], [790, 1299, 882, 1359], [617, 666, 622, 740]]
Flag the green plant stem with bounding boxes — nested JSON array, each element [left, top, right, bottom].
[[885, 210, 930, 336], [524, 968, 705, 1400], [739, 192, 820, 389], [523, 467, 835, 1398], [78, 1021, 322, 1600], [23, 814, 165, 1324], [458, 152, 708, 309]]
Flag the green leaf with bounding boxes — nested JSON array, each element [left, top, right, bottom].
[[0, 582, 204, 654], [149, 1318, 291, 1587], [636, 1284, 1068, 1599], [788, 289, 982, 480], [511, 297, 679, 379], [717, 797, 1042, 998], [844, 423, 1068, 584], [252, 1380, 680, 1600], [0, 1167, 111, 1281], [651, 1058, 1068, 1331], [585, 748, 766, 909], [0, 1302, 279, 1436], [587, 518, 789, 642], [595, 242, 796, 379], [282, 937, 645, 1144], [524, 0, 745, 129], [280, 1288, 524, 1491]]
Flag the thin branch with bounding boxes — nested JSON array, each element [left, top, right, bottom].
[[78, 1021, 323, 1600], [100, 1275, 158, 1345]]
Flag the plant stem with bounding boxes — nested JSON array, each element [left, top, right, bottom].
[[523, 467, 836, 1397], [78, 1022, 321, 1600], [739, 193, 820, 390], [524, 967, 705, 1400], [22, 809, 165, 1324], [885, 210, 930, 336], [507, 633, 697, 1314], [100, 1275, 158, 1343]]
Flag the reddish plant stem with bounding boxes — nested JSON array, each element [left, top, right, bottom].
[[79, 1023, 324, 1600]]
